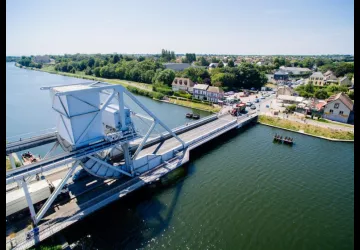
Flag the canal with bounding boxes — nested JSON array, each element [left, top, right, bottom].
[[6, 63, 354, 250]]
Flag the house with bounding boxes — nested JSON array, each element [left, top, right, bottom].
[[206, 86, 224, 103], [163, 63, 191, 71], [309, 72, 325, 86], [323, 70, 337, 81], [279, 66, 312, 75], [193, 84, 224, 103], [274, 70, 289, 81], [276, 85, 294, 97], [339, 76, 352, 86], [193, 84, 209, 101], [323, 92, 354, 123], [208, 63, 218, 69], [33, 55, 51, 64], [171, 77, 195, 93]]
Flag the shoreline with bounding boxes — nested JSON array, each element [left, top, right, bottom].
[[258, 119, 354, 142], [14, 63, 219, 113]]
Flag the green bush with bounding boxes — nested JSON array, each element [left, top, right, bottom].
[[126, 86, 164, 100], [153, 86, 173, 96], [174, 91, 192, 99]]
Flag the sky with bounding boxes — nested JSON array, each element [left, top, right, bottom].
[[6, 0, 354, 56]]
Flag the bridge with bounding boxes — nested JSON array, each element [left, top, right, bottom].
[[6, 82, 258, 250]]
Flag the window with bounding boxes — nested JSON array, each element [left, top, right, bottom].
[[184, 80, 187, 85], [330, 109, 334, 114], [339, 111, 344, 115], [334, 103, 339, 109], [174, 79, 177, 83]]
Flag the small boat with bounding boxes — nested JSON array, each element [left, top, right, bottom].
[[192, 114, 200, 119], [186, 113, 193, 118], [21, 151, 41, 166]]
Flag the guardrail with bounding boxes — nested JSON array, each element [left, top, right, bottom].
[[6, 128, 57, 144], [8, 156, 181, 249]]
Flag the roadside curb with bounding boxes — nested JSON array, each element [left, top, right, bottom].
[[258, 122, 354, 142]]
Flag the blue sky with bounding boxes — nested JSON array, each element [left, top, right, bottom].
[[6, 0, 354, 55]]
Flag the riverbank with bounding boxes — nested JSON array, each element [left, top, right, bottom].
[[258, 115, 354, 141], [16, 64, 220, 113]]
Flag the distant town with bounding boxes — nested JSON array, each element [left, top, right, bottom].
[[6, 51, 354, 126]]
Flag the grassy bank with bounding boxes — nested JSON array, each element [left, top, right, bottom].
[[19, 64, 220, 113], [167, 97, 221, 113], [258, 115, 354, 140]]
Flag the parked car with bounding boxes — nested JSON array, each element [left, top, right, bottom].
[[254, 99, 259, 103], [246, 102, 252, 106], [250, 105, 256, 110], [260, 96, 265, 99], [72, 169, 90, 182]]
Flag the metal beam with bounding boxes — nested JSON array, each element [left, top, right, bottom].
[[43, 142, 60, 160], [35, 161, 79, 224], [122, 88, 186, 148], [132, 121, 156, 160], [118, 92, 126, 131], [22, 179, 37, 225], [75, 90, 115, 144], [88, 155, 132, 177]]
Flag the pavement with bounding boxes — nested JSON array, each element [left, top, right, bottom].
[[220, 91, 354, 133]]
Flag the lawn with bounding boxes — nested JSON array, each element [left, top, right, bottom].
[[258, 115, 354, 140]]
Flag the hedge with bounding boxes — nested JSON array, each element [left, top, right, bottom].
[[126, 86, 165, 100]]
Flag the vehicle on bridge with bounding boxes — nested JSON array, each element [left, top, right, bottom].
[[6, 179, 69, 222]]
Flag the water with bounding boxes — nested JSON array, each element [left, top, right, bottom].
[[6, 63, 354, 250]]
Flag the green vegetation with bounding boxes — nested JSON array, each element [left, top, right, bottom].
[[182, 53, 196, 63], [18, 56, 42, 69], [285, 104, 297, 113], [29, 245, 62, 250], [258, 115, 354, 140], [167, 97, 221, 113], [295, 83, 351, 99], [6, 158, 21, 170], [208, 63, 267, 91]]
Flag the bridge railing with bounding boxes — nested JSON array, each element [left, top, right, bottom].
[[7, 156, 182, 248], [6, 127, 58, 144]]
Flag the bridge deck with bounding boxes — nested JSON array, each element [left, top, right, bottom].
[[6, 114, 257, 250]]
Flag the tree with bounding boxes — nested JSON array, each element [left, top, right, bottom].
[[314, 89, 329, 99], [227, 60, 234, 67], [211, 57, 220, 63], [286, 104, 297, 113], [182, 53, 196, 63], [113, 54, 120, 64], [93, 67, 101, 77], [88, 57, 95, 68], [218, 61, 224, 68], [348, 91, 354, 100], [304, 83, 315, 93], [198, 57, 209, 66], [152, 69, 176, 86]]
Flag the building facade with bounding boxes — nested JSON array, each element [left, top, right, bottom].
[[309, 72, 325, 86], [193, 84, 224, 103], [323, 93, 354, 123], [339, 76, 352, 86], [274, 70, 289, 81], [171, 77, 195, 93]]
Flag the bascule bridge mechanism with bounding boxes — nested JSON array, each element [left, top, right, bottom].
[[6, 82, 186, 226]]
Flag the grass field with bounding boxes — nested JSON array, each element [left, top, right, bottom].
[[259, 115, 354, 140], [167, 97, 221, 113]]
